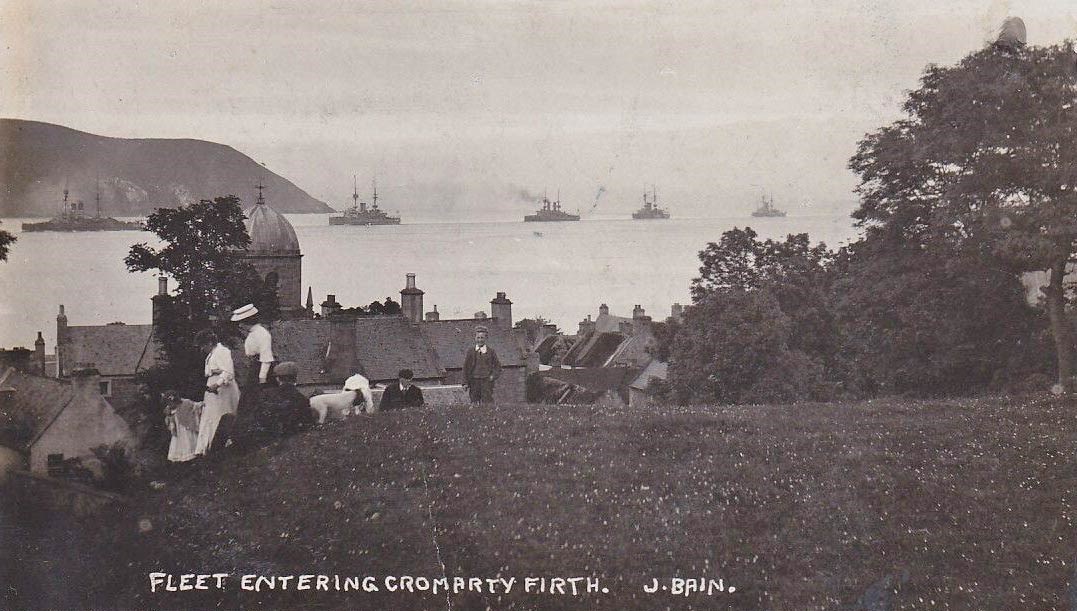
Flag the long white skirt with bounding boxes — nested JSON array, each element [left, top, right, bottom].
[[168, 421, 200, 462], [195, 382, 240, 455]]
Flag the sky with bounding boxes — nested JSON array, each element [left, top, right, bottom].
[[3, 0, 1077, 220]]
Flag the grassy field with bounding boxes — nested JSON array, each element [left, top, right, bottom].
[[5, 394, 1077, 610]]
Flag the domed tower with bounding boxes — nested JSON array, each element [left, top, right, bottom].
[[241, 185, 303, 311]]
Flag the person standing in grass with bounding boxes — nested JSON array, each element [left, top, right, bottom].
[[194, 328, 240, 455], [463, 326, 501, 404]]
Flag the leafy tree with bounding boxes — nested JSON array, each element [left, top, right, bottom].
[[831, 234, 1047, 396], [668, 289, 827, 404], [382, 297, 401, 315], [0, 228, 14, 262], [658, 228, 837, 404], [849, 42, 1077, 391], [125, 196, 269, 400]]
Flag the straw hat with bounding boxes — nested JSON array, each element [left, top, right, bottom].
[[230, 304, 259, 322]]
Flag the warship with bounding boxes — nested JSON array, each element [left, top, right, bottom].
[[524, 192, 580, 222], [329, 178, 401, 226], [751, 194, 786, 218], [632, 187, 670, 220], [21, 185, 143, 232]]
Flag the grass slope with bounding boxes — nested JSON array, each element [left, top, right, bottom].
[[7, 395, 1077, 610]]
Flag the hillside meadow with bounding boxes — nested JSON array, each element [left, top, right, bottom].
[[4, 395, 1077, 610]]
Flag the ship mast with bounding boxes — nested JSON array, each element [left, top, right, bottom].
[[372, 179, 378, 210], [352, 174, 359, 209]]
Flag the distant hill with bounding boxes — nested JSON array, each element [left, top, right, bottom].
[[0, 119, 332, 217]]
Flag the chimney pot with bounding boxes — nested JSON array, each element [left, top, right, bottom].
[[158, 275, 168, 295]]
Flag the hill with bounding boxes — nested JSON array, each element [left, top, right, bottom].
[[0, 119, 333, 216], [4, 395, 1076, 610]]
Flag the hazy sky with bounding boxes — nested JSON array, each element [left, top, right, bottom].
[[4, 0, 1077, 219]]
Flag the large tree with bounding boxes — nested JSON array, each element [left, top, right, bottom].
[[664, 228, 837, 404], [125, 196, 272, 399], [850, 42, 1077, 391]]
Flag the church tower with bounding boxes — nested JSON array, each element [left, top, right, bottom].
[[240, 184, 303, 311]]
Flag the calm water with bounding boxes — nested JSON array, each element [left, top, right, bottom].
[[0, 213, 860, 349]]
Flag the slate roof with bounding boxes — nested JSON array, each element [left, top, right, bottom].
[[630, 360, 669, 391], [262, 319, 334, 386], [562, 331, 625, 368], [65, 324, 158, 377], [353, 317, 443, 382], [539, 366, 642, 404], [419, 319, 525, 370], [603, 329, 656, 368], [268, 317, 443, 385], [0, 368, 76, 450]]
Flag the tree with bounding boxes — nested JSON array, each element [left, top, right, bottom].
[[831, 234, 1047, 396], [0, 228, 14, 262], [125, 196, 268, 400], [850, 42, 1077, 391], [667, 289, 827, 405]]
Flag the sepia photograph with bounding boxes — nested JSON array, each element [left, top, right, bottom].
[[1, 1, 1077, 609]]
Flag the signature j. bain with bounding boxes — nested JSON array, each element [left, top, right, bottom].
[[643, 578, 736, 596]]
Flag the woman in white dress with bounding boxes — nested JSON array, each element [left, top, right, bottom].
[[193, 329, 241, 455]]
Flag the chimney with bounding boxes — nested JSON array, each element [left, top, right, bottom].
[[399, 273, 424, 324], [34, 332, 46, 376], [56, 305, 68, 378], [632, 304, 646, 320], [70, 366, 101, 397], [425, 305, 440, 322], [578, 314, 595, 336], [321, 294, 341, 318], [671, 302, 684, 323], [599, 303, 609, 317], [490, 292, 513, 329], [152, 276, 169, 325]]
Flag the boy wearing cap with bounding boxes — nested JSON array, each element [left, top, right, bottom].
[[462, 326, 501, 404], [378, 368, 425, 411]]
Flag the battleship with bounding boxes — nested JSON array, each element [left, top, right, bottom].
[[632, 187, 670, 220], [329, 178, 401, 226], [524, 192, 580, 222], [751, 194, 786, 218], [21, 185, 143, 232]]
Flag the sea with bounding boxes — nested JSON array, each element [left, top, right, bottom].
[[0, 213, 861, 349]]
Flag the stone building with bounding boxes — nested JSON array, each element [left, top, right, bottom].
[[0, 367, 135, 476], [240, 186, 303, 312]]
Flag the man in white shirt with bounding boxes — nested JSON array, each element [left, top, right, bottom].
[[232, 303, 275, 386]]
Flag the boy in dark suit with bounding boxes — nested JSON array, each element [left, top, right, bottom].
[[462, 326, 501, 404], [378, 368, 425, 410]]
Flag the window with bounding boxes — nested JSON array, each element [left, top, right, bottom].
[[99, 380, 112, 396]]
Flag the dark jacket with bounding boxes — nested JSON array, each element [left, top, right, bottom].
[[378, 382, 425, 410], [463, 345, 501, 382]]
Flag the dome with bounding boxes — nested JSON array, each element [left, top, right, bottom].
[[244, 198, 300, 255]]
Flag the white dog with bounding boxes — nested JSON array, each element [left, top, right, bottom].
[[308, 373, 374, 423]]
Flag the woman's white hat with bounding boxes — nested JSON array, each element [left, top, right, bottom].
[[230, 303, 259, 322]]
